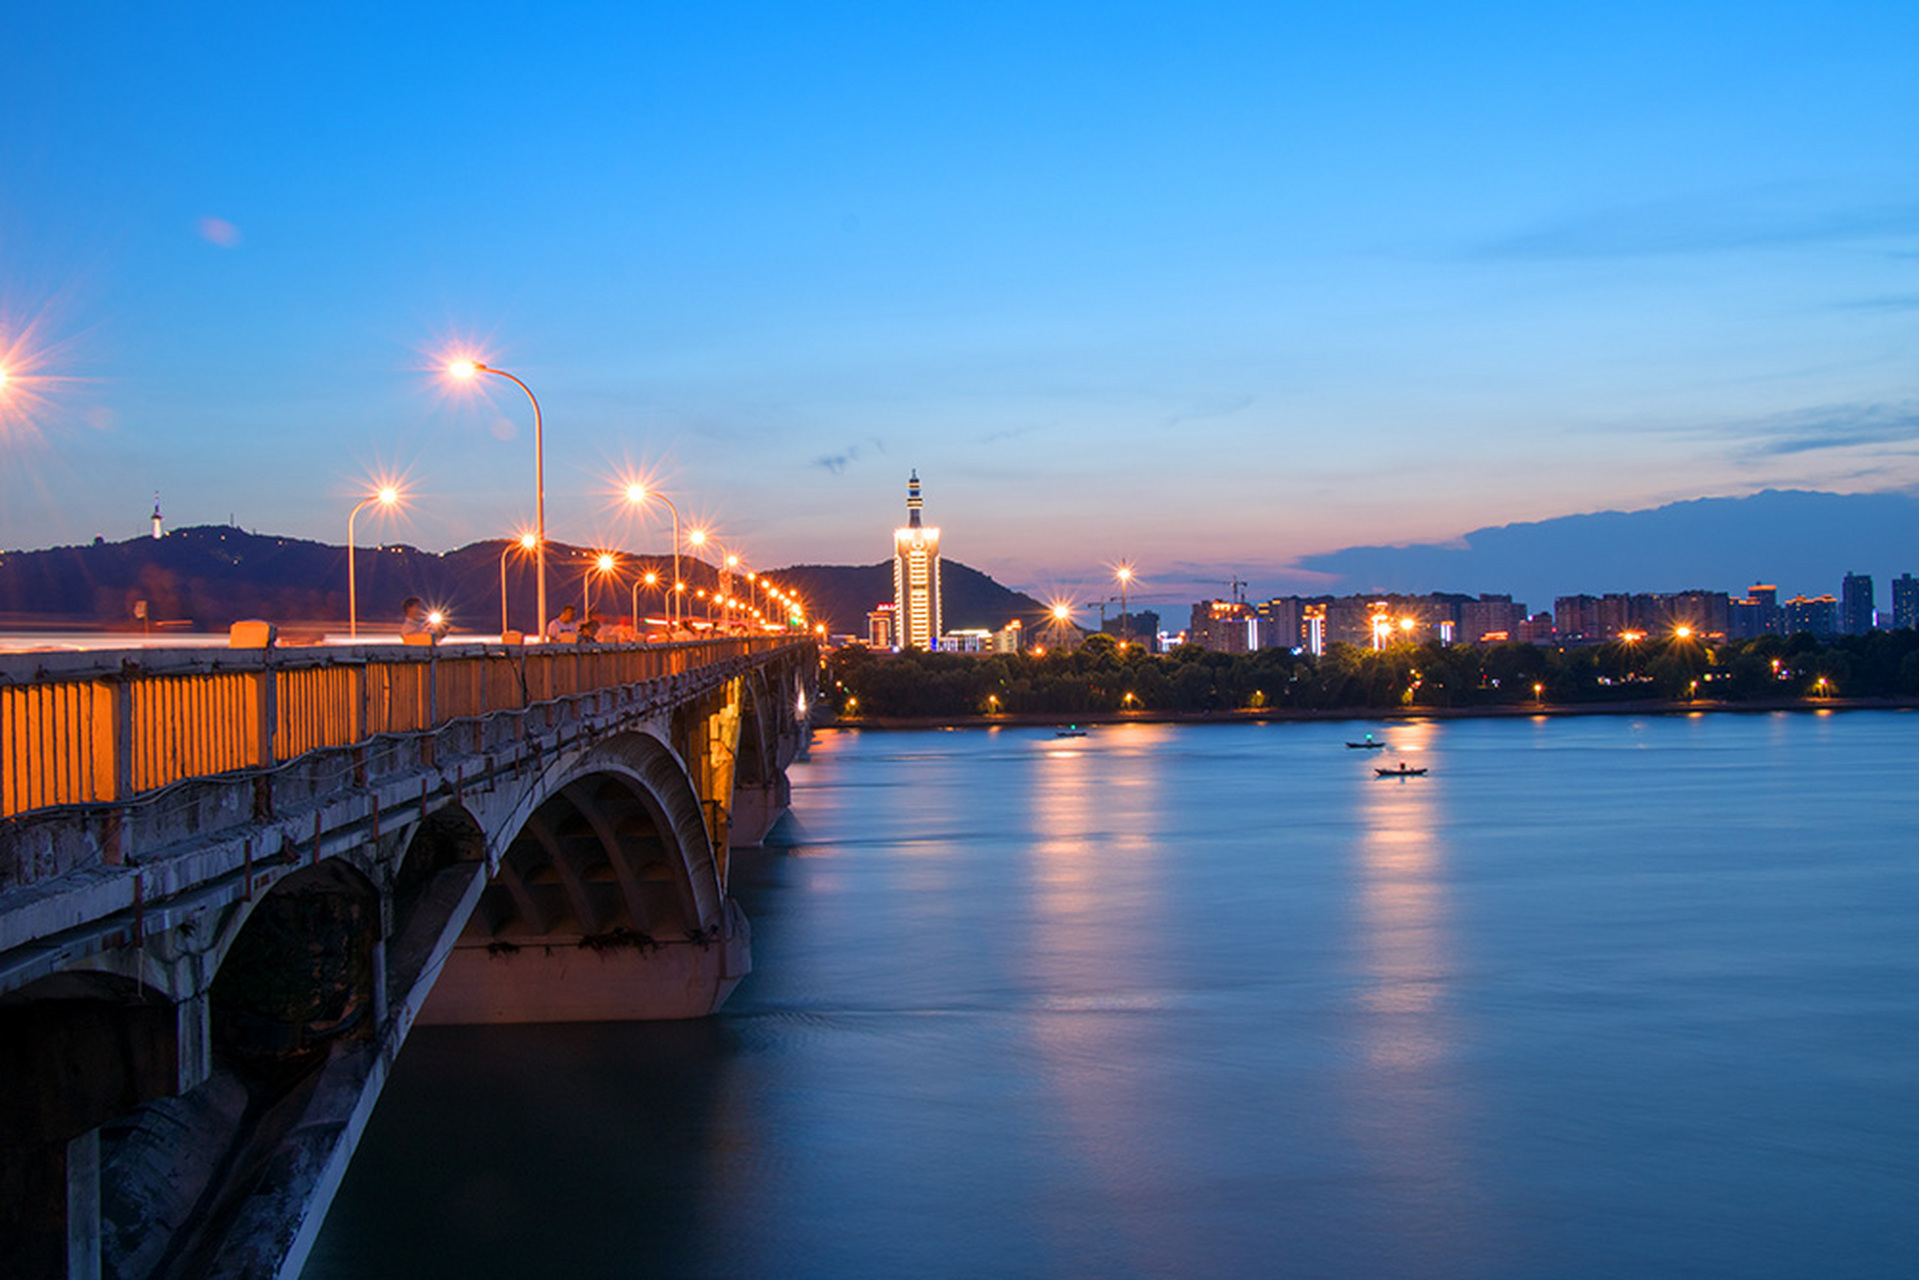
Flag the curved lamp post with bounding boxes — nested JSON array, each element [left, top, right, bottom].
[[347, 486, 399, 638], [631, 569, 660, 636], [449, 359, 546, 638], [624, 483, 683, 631], [585, 551, 618, 617], [499, 531, 538, 636], [688, 529, 712, 626]]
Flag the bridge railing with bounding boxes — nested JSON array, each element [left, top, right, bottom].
[[1, 637, 796, 820]]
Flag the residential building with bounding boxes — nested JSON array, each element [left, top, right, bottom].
[[1893, 574, 1919, 631], [1783, 594, 1839, 638], [1840, 572, 1874, 635], [1190, 600, 1258, 653]]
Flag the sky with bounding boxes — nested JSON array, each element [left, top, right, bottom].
[[2, 1, 1915, 612]]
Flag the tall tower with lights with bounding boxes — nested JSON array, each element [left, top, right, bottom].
[[892, 471, 942, 650], [150, 493, 164, 539]]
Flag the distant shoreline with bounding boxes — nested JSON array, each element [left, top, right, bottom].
[[823, 696, 1919, 731]]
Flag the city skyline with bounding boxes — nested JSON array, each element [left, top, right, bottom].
[[2, 4, 1915, 603]]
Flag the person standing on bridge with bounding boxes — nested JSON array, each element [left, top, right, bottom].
[[545, 603, 579, 642], [400, 596, 447, 643]]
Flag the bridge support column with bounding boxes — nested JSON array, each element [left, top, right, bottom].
[[728, 774, 790, 848], [420, 899, 752, 1024], [66, 1129, 100, 1280]]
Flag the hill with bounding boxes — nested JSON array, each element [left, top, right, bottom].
[[0, 525, 1046, 636]]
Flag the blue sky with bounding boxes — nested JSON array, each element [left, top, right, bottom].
[[2, 2, 1915, 608]]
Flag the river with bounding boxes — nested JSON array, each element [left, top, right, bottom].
[[306, 711, 1918, 1278]]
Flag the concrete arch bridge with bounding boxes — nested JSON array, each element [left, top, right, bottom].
[[0, 635, 815, 1278]]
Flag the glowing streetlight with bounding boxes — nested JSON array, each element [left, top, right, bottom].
[[688, 530, 713, 624], [1115, 563, 1135, 647], [448, 357, 547, 636], [500, 531, 538, 636], [632, 569, 660, 636], [623, 482, 684, 630], [584, 551, 618, 617], [346, 485, 401, 639]]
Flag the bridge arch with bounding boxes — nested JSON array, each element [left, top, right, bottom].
[[419, 728, 749, 1024]]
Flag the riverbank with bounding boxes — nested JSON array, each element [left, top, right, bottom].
[[824, 695, 1919, 731]]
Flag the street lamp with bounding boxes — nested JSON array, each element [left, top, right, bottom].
[[623, 482, 683, 630], [584, 551, 618, 617], [346, 485, 400, 639], [448, 358, 547, 638], [1115, 563, 1134, 647], [631, 569, 660, 636], [688, 529, 713, 625], [499, 531, 538, 636]]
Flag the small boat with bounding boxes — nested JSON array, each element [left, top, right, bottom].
[[1345, 735, 1386, 749], [1055, 725, 1088, 738], [1375, 762, 1427, 778]]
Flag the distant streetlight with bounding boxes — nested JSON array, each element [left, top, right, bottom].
[[346, 485, 400, 639], [631, 569, 660, 635], [1115, 563, 1134, 647], [448, 358, 547, 636], [689, 529, 713, 625], [499, 531, 538, 636], [623, 481, 683, 630], [584, 551, 618, 616]]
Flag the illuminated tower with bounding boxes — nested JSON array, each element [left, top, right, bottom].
[[151, 492, 164, 539], [892, 470, 942, 650]]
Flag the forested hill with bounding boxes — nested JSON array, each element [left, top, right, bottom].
[[0, 525, 1046, 635], [750, 561, 1047, 636]]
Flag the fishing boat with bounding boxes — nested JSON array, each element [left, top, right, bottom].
[[1055, 725, 1088, 738], [1374, 762, 1427, 778], [1345, 734, 1386, 750]]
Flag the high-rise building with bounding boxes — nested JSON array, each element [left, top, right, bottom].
[[1189, 600, 1258, 653], [1893, 574, 1919, 631], [1840, 572, 1874, 635], [1783, 595, 1839, 639], [892, 471, 942, 650]]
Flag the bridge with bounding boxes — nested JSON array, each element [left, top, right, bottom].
[[0, 634, 816, 1279]]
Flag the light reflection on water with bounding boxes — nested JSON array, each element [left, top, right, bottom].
[[307, 713, 1919, 1279]]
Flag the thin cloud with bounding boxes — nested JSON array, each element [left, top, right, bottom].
[[1838, 294, 1919, 311], [1162, 394, 1254, 431], [811, 438, 886, 475], [1475, 195, 1919, 260], [1700, 401, 1919, 458]]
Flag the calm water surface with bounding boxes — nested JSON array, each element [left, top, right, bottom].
[[307, 713, 1918, 1278]]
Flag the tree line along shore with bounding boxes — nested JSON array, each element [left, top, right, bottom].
[[823, 631, 1919, 721]]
